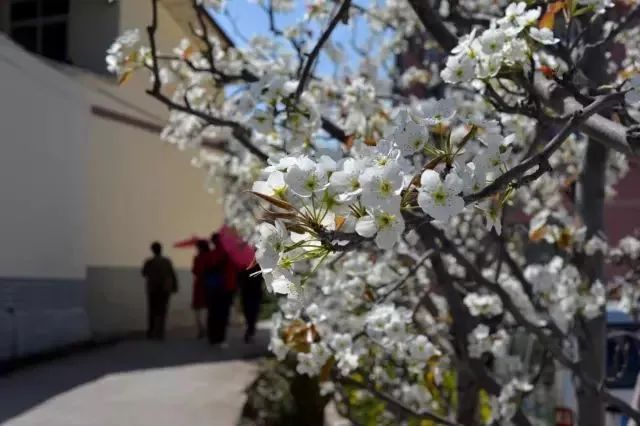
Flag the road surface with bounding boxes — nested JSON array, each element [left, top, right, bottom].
[[0, 328, 268, 426]]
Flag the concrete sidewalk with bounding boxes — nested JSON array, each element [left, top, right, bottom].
[[0, 327, 268, 426]]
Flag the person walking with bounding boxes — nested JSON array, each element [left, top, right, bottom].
[[141, 242, 177, 340], [191, 239, 210, 339], [204, 233, 238, 346], [239, 264, 263, 343]]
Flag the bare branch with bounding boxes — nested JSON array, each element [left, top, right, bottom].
[[294, 0, 351, 101], [145, 0, 268, 161], [405, 0, 458, 51], [533, 75, 635, 155], [377, 250, 433, 302]]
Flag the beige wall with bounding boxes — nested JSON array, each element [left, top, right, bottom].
[[76, 0, 225, 269], [79, 1, 224, 335], [82, 91, 223, 335], [120, 0, 186, 52], [86, 108, 223, 269]]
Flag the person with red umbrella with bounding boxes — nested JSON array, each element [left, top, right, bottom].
[[175, 227, 259, 345], [216, 225, 262, 343], [203, 232, 239, 346]]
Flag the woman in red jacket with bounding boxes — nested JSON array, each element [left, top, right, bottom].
[[191, 240, 210, 339]]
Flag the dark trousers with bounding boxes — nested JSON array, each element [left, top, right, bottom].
[[147, 291, 169, 340], [206, 287, 234, 344], [241, 280, 263, 339]]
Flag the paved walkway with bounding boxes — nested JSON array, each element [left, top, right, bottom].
[[0, 327, 269, 426]]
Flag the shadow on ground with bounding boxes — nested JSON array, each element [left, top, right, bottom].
[[0, 326, 269, 424]]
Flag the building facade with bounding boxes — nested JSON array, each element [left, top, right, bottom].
[[0, 0, 225, 362]]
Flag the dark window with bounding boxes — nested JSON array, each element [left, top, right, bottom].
[[10, 1, 37, 21], [41, 22, 67, 61], [11, 26, 38, 52], [42, 0, 69, 16], [9, 0, 69, 62]]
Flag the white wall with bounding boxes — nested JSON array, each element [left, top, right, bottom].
[[0, 1, 226, 343], [0, 35, 91, 360], [0, 35, 88, 280]]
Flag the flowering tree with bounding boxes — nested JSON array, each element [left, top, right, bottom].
[[107, 0, 640, 424]]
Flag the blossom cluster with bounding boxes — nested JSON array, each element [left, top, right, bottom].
[[106, 29, 148, 81], [441, 2, 559, 84], [252, 104, 516, 297], [524, 257, 606, 331]]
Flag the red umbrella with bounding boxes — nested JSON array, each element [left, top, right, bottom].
[[173, 236, 204, 248], [217, 225, 255, 269]]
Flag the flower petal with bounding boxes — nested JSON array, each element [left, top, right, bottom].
[[420, 169, 441, 190], [355, 216, 377, 238]]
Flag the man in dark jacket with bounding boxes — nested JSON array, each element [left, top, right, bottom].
[[142, 242, 177, 340]]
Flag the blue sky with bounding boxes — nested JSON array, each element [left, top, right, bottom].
[[212, 2, 369, 77]]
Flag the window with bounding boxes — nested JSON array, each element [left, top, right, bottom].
[[9, 0, 70, 62]]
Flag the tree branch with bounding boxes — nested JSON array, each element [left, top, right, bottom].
[[377, 250, 433, 302], [405, 0, 637, 156], [146, 0, 269, 161], [294, 0, 351, 101], [405, 0, 458, 52], [583, 2, 640, 51], [464, 90, 625, 204], [423, 221, 640, 424], [533, 75, 635, 155]]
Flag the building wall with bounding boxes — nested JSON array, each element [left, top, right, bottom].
[[0, 36, 88, 281], [83, 79, 224, 335], [67, 0, 225, 336], [0, 1, 226, 349], [606, 158, 640, 244], [0, 35, 91, 361], [120, 0, 186, 51]]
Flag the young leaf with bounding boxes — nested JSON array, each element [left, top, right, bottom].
[[250, 191, 296, 211], [539, 1, 565, 29]]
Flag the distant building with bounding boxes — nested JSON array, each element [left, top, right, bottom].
[[0, 0, 226, 362]]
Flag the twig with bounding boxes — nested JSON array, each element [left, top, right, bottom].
[[147, 0, 161, 93], [464, 91, 625, 204], [294, 0, 351, 100], [584, 2, 640, 51], [145, 0, 268, 161], [377, 250, 433, 302]]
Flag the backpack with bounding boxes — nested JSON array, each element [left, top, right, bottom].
[[203, 263, 224, 290]]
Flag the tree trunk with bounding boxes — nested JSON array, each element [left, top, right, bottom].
[[574, 16, 609, 425], [456, 367, 479, 425], [290, 373, 326, 426], [576, 139, 608, 426]]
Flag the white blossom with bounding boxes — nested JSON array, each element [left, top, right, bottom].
[[417, 170, 465, 222]]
